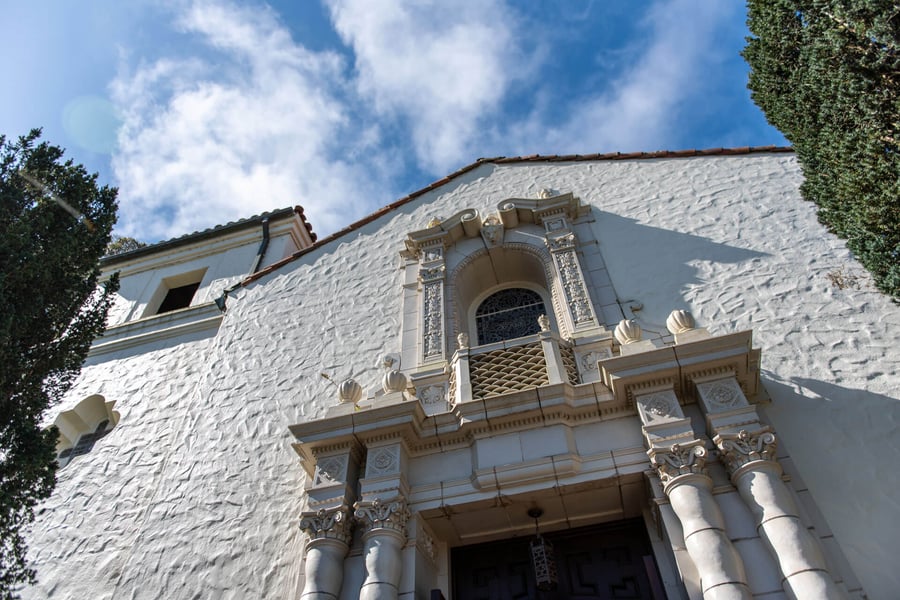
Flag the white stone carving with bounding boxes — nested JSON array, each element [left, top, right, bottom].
[[417, 526, 435, 562], [666, 309, 696, 334], [457, 332, 469, 349], [579, 350, 607, 372], [299, 506, 353, 544], [648, 440, 708, 486], [538, 314, 551, 332], [715, 428, 778, 475], [420, 247, 442, 262], [338, 379, 362, 405], [480, 214, 504, 246], [547, 239, 595, 326], [367, 446, 399, 477], [313, 455, 348, 487], [614, 319, 642, 345], [539, 188, 553, 199], [696, 378, 747, 413], [354, 498, 411, 535], [422, 281, 444, 359], [417, 384, 446, 405], [380, 355, 407, 393]]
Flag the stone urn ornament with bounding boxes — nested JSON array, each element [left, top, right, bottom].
[[338, 378, 363, 405], [666, 309, 696, 335], [380, 355, 407, 394], [614, 319, 642, 345]]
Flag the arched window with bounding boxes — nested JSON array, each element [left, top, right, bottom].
[[475, 288, 547, 345]]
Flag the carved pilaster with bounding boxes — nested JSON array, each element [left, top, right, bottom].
[[419, 245, 446, 362], [299, 506, 353, 545], [354, 497, 411, 537], [715, 428, 778, 477], [544, 220, 598, 331], [648, 440, 708, 489]]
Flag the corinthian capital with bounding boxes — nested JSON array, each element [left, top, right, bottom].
[[299, 505, 353, 544], [648, 439, 708, 487], [354, 497, 410, 536], [714, 428, 778, 476]]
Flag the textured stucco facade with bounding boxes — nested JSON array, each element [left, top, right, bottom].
[[26, 153, 899, 599]]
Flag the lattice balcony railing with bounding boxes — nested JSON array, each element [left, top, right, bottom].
[[470, 341, 549, 398], [449, 333, 579, 402]]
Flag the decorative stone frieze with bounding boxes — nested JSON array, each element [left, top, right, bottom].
[[648, 440, 708, 488], [299, 506, 353, 544], [421, 280, 444, 360], [715, 428, 777, 476], [354, 497, 411, 536]]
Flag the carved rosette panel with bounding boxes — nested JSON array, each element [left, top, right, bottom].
[[355, 498, 411, 536], [696, 378, 748, 413], [299, 506, 353, 544], [313, 455, 349, 487], [648, 440, 708, 486], [545, 230, 596, 328], [714, 428, 778, 475], [636, 391, 684, 425], [366, 446, 400, 477]]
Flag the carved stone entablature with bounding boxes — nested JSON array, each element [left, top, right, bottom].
[[313, 454, 350, 488], [299, 506, 353, 544], [495, 191, 587, 228], [403, 209, 482, 257], [714, 428, 778, 477], [354, 497, 411, 536], [366, 445, 401, 477], [696, 377, 749, 414], [648, 440, 709, 488], [636, 390, 685, 425]]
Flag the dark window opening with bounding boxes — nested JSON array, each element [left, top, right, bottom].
[[156, 282, 201, 314], [58, 420, 110, 464], [476, 288, 547, 345]]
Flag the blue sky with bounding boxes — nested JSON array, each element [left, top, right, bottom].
[[1, 0, 785, 242]]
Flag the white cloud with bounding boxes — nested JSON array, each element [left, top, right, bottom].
[[326, 0, 522, 173], [110, 0, 386, 242], [522, 0, 739, 153]]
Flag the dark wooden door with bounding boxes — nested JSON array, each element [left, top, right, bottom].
[[451, 519, 662, 600]]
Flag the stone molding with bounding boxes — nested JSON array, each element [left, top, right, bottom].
[[299, 506, 353, 545], [714, 428, 778, 478], [354, 497, 411, 537]]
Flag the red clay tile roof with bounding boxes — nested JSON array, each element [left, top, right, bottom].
[[102, 205, 316, 265], [242, 146, 794, 286]]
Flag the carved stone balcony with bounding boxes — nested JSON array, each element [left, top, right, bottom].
[[450, 331, 578, 403]]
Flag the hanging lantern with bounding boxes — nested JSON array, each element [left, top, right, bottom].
[[527, 508, 558, 592]]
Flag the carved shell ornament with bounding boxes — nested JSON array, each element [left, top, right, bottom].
[[338, 379, 363, 404], [614, 319, 642, 345], [380, 355, 407, 393], [666, 309, 696, 334]]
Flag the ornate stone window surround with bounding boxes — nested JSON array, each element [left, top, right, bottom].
[[400, 192, 604, 376]]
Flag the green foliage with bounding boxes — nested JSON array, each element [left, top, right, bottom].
[[0, 130, 118, 598], [106, 235, 147, 256], [744, 0, 900, 298]]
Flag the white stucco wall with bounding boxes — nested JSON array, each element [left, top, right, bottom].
[[28, 153, 899, 599]]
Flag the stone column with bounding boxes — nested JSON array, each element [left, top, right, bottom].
[[299, 506, 353, 600], [649, 440, 752, 600], [299, 445, 362, 600], [715, 428, 843, 600], [354, 497, 410, 600]]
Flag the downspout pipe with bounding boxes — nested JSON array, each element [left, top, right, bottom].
[[215, 218, 271, 313]]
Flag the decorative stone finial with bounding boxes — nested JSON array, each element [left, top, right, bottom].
[[426, 216, 442, 228], [338, 379, 363, 404], [457, 332, 469, 349], [538, 314, 551, 332], [380, 354, 406, 393], [614, 319, 642, 345], [538, 188, 553, 199], [666, 310, 696, 334]]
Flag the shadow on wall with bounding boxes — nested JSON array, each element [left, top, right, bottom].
[[593, 211, 768, 323], [760, 373, 900, 597]]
